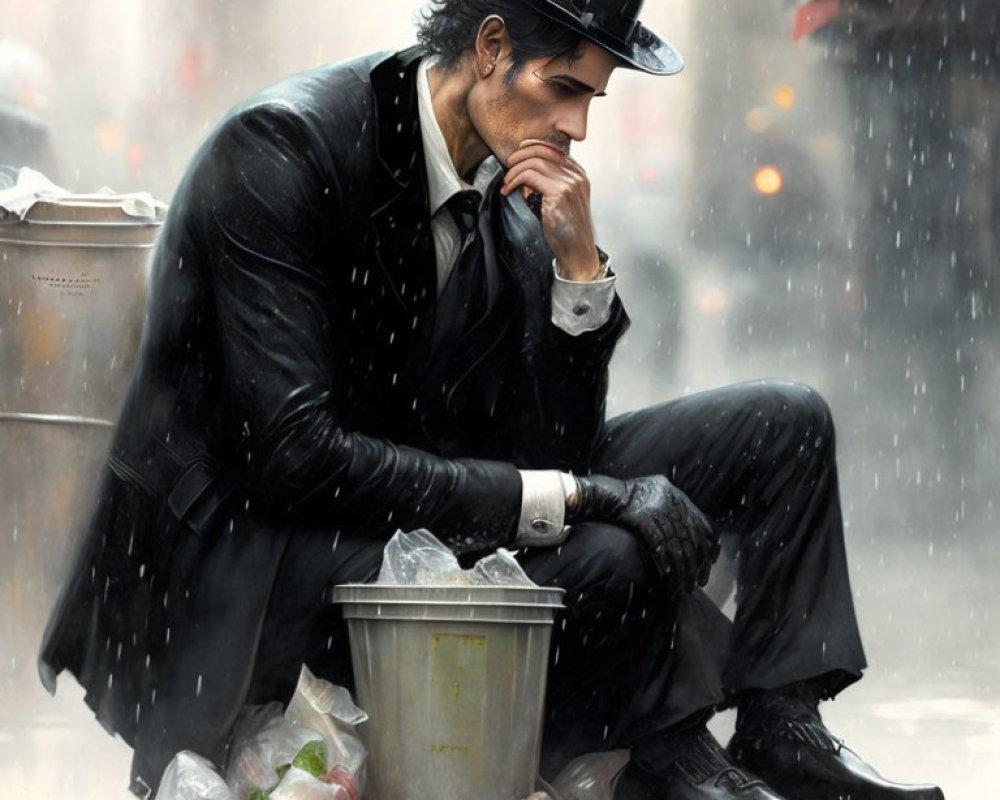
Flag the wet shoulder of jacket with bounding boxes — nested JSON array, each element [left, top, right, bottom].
[[175, 50, 398, 208]]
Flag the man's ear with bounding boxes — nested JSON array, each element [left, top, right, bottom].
[[475, 15, 510, 78]]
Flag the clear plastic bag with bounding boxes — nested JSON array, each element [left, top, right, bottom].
[[225, 709, 324, 799], [156, 751, 235, 800], [284, 665, 367, 799], [471, 547, 535, 586], [378, 529, 535, 586], [377, 528, 468, 584], [551, 751, 630, 800], [226, 666, 367, 800], [268, 767, 352, 800]]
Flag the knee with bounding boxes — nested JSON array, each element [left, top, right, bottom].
[[754, 381, 835, 457], [564, 521, 655, 599]]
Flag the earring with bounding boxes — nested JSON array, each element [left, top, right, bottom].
[[484, 62, 495, 76]]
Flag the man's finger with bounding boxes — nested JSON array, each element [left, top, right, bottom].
[[507, 144, 586, 177], [508, 143, 567, 165], [502, 158, 578, 195], [503, 156, 565, 186], [519, 137, 570, 155], [500, 164, 564, 198]]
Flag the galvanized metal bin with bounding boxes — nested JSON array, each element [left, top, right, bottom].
[[0, 193, 161, 711], [333, 583, 564, 800]]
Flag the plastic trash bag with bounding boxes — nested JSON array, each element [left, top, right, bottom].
[[377, 528, 467, 584], [378, 529, 535, 586], [551, 750, 630, 800], [225, 707, 324, 799], [284, 665, 367, 799], [227, 666, 368, 800], [471, 547, 535, 586], [156, 751, 235, 800], [268, 766, 353, 800], [536, 775, 565, 800]]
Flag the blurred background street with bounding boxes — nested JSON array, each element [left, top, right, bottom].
[[1, 1, 996, 798]]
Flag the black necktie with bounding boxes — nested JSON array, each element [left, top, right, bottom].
[[431, 189, 487, 349]]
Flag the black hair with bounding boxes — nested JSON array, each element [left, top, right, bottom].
[[417, 0, 582, 85]]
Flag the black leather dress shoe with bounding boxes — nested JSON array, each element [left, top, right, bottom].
[[612, 725, 788, 800], [729, 693, 945, 800]]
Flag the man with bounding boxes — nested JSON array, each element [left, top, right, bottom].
[[39, 2, 944, 799]]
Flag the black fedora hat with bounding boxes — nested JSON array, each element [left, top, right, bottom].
[[521, 0, 683, 75]]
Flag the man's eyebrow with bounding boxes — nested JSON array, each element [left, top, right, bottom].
[[545, 74, 608, 97]]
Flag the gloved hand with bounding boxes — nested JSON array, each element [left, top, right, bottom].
[[567, 474, 719, 592]]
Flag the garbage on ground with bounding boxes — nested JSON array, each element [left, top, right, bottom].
[[376, 529, 535, 586], [550, 750, 630, 800], [268, 765, 356, 800], [157, 666, 367, 800], [225, 710, 327, 799], [157, 751, 234, 800], [283, 666, 367, 794], [227, 666, 367, 800]]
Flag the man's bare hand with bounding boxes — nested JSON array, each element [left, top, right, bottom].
[[500, 139, 601, 281]]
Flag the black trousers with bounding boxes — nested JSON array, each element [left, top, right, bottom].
[[249, 380, 867, 778]]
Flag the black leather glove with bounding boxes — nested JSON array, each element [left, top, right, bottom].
[[567, 474, 720, 592]]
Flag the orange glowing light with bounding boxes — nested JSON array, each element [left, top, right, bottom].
[[753, 165, 784, 196], [773, 84, 796, 111], [698, 286, 728, 316], [96, 121, 123, 154]]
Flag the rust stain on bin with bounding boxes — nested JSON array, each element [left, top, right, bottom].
[[430, 743, 470, 754]]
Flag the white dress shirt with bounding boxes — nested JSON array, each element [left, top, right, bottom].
[[416, 57, 615, 541]]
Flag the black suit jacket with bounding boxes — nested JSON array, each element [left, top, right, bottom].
[[39, 47, 628, 795]]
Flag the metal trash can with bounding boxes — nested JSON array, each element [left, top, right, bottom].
[[0, 192, 162, 705], [333, 583, 564, 800]]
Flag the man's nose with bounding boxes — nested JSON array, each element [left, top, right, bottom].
[[557, 103, 590, 142]]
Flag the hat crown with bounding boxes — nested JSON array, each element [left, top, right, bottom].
[[548, 0, 645, 46], [521, 0, 682, 76]]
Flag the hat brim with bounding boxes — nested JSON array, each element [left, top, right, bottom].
[[522, 2, 684, 76]]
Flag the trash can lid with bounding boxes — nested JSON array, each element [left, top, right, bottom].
[[21, 193, 167, 224], [0, 167, 166, 224]]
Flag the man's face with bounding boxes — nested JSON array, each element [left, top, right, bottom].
[[469, 39, 618, 167]]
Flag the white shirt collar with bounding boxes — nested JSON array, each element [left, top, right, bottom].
[[417, 57, 501, 216]]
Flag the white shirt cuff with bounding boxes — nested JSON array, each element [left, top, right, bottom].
[[551, 264, 617, 336], [515, 470, 567, 546]]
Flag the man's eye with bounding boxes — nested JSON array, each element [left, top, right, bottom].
[[547, 81, 577, 96]]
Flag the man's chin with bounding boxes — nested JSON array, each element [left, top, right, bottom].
[[491, 146, 514, 171]]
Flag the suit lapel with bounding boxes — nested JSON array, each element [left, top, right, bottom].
[[367, 48, 436, 319]]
